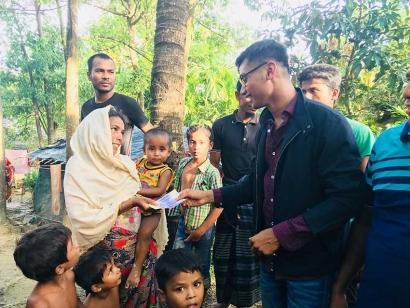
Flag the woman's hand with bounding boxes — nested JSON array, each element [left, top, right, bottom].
[[125, 266, 141, 289], [132, 196, 157, 211], [184, 228, 204, 242]]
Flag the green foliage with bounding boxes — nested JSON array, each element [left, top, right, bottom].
[[250, 0, 410, 131], [23, 169, 39, 193], [0, 0, 66, 148]]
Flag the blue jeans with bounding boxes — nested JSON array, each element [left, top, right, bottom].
[[172, 218, 215, 289], [260, 264, 334, 308]]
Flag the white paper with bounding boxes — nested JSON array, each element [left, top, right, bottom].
[[149, 190, 186, 210]]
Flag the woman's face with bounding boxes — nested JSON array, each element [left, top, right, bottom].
[[109, 116, 124, 155]]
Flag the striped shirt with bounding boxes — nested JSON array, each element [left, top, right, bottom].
[[169, 157, 222, 231], [356, 122, 410, 307]]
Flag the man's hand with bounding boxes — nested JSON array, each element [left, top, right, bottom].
[[177, 189, 214, 207], [248, 228, 280, 255], [184, 228, 203, 242], [330, 289, 348, 308]]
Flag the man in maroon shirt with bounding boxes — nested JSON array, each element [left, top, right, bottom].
[[178, 39, 365, 308]]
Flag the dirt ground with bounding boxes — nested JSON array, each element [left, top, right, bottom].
[[0, 193, 37, 308], [0, 191, 261, 308]]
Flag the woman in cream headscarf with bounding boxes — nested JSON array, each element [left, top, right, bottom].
[[64, 106, 160, 307]]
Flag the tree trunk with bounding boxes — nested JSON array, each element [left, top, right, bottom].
[[137, 91, 144, 112], [55, 0, 66, 60], [65, 0, 79, 159], [20, 43, 45, 148], [150, 0, 190, 171], [0, 88, 7, 222], [35, 1, 55, 144]]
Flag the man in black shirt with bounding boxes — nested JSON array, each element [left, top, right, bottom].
[[210, 81, 260, 308], [81, 53, 153, 155]]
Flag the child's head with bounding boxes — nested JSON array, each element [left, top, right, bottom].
[[186, 124, 213, 161], [155, 249, 204, 308], [73, 249, 121, 294], [143, 128, 172, 166], [14, 223, 79, 283]]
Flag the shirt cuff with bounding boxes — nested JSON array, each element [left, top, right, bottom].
[[212, 189, 224, 208], [273, 215, 315, 251]]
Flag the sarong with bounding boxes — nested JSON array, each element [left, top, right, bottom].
[[95, 227, 157, 308], [213, 204, 261, 307]]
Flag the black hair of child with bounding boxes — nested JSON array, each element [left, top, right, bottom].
[[143, 127, 172, 148], [13, 223, 72, 283], [155, 248, 202, 292], [73, 249, 113, 294], [186, 123, 213, 143]]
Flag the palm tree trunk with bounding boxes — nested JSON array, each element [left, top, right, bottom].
[[150, 0, 190, 171], [65, 0, 79, 159]]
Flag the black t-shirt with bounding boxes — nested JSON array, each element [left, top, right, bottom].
[[81, 93, 149, 156], [211, 111, 260, 182]]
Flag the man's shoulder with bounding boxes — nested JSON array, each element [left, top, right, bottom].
[[303, 98, 345, 124], [81, 97, 95, 109], [378, 122, 406, 140], [346, 118, 372, 134], [213, 114, 234, 127], [111, 92, 136, 102]]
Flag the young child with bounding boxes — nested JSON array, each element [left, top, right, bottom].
[[170, 123, 223, 291], [126, 128, 174, 289], [73, 249, 121, 308], [13, 223, 83, 308], [155, 248, 205, 308]]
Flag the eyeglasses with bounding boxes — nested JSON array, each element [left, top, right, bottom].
[[239, 62, 269, 87]]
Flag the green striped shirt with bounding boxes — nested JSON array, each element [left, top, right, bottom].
[[169, 157, 222, 231]]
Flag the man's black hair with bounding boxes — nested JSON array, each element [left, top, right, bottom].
[[155, 248, 202, 292], [235, 39, 290, 74], [73, 249, 112, 294], [87, 53, 114, 72], [14, 223, 71, 283], [144, 128, 172, 148]]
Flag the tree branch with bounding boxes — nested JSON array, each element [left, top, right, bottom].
[[84, 2, 127, 17], [90, 35, 153, 63], [194, 18, 225, 38]]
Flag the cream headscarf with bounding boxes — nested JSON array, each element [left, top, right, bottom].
[[64, 106, 142, 248]]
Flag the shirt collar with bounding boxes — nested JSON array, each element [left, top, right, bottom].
[[400, 122, 410, 142], [185, 157, 211, 173], [260, 92, 298, 123], [232, 109, 259, 125]]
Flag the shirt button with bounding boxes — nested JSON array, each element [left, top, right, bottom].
[[270, 198, 273, 202], [243, 138, 246, 141], [220, 202, 223, 206], [271, 222, 274, 226], [272, 152, 275, 155], [267, 129, 271, 133], [271, 175, 274, 179]]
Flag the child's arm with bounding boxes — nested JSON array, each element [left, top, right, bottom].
[[185, 207, 223, 242], [137, 170, 173, 198], [185, 165, 223, 242], [125, 213, 161, 289]]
